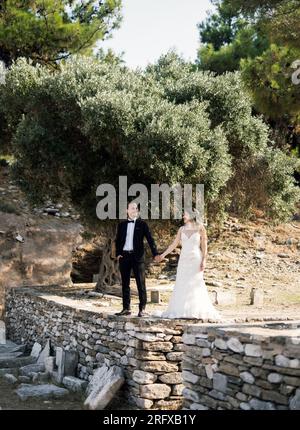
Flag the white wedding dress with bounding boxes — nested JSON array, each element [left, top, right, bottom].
[[161, 227, 221, 320]]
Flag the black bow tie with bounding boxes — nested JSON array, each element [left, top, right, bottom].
[[127, 219, 134, 223]]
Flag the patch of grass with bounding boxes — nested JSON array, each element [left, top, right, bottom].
[[0, 201, 21, 215]]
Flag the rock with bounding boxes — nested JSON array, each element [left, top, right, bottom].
[[166, 352, 183, 362], [182, 388, 199, 402], [245, 344, 263, 357], [0, 355, 36, 368], [227, 337, 244, 353], [140, 384, 171, 400], [37, 340, 51, 365], [30, 342, 42, 358], [55, 347, 78, 383], [15, 384, 69, 401], [213, 373, 228, 393], [208, 389, 226, 400], [45, 356, 55, 373], [32, 372, 50, 384], [278, 253, 289, 258], [190, 403, 209, 410], [3, 373, 18, 384], [134, 350, 166, 361], [132, 370, 157, 384], [142, 341, 173, 352], [0, 321, 5, 345], [206, 280, 223, 288], [240, 402, 251, 410], [240, 372, 255, 384], [84, 365, 124, 410], [158, 372, 182, 384], [134, 333, 161, 342], [214, 338, 227, 350], [205, 364, 214, 379], [250, 289, 264, 306], [249, 398, 276, 410], [133, 397, 154, 409], [182, 334, 196, 345], [268, 373, 283, 384], [0, 213, 82, 288], [275, 355, 290, 367], [19, 363, 45, 377], [182, 370, 199, 384], [63, 376, 88, 393], [172, 384, 184, 396], [18, 376, 31, 383], [139, 361, 178, 373], [150, 290, 161, 304], [156, 399, 183, 410], [289, 389, 300, 410]]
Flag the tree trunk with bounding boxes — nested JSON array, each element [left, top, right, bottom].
[[95, 227, 121, 294]]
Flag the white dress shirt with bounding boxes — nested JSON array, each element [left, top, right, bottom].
[[123, 217, 137, 251]]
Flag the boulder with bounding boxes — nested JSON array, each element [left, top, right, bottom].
[[84, 365, 124, 410], [15, 384, 69, 401]]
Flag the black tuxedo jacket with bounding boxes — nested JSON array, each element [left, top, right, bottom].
[[115, 218, 158, 262]]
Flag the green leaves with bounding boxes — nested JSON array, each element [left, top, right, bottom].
[[1, 53, 299, 224]]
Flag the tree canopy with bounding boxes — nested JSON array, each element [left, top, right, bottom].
[[0, 0, 122, 66], [1, 54, 299, 226]]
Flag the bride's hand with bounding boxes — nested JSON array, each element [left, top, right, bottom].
[[200, 261, 206, 272]]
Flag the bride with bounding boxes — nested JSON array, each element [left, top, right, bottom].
[[157, 210, 221, 320]]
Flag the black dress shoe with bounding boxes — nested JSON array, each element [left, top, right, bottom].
[[138, 310, 147, 317], [115, 309, 131, 316]]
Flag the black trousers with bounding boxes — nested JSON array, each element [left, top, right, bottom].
[[119, 252, 146, 311]]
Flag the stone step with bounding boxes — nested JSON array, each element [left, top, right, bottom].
[[0, 355, 36, 369], [0, 344, 26, 355]]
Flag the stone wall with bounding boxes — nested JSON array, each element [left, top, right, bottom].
[[181, 323, 300, 410], [5, 287, 185, 410]]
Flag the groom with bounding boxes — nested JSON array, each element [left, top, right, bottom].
[[115, 201, 160, 317]]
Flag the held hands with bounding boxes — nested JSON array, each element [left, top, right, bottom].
[[154, 255, 164, 263]]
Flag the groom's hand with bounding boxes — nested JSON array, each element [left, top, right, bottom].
[[116, 255, 123, 261]]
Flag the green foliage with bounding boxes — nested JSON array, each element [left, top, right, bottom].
[[198, 1, 246, 50], [241, 44, 300, 122], [198, 26, 269, 74], [1, 54, 299, 225], [0, 0, 122, 66], [223, 0, 300, 48]]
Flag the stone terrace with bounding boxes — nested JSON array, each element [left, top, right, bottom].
[[4, 286, 300, 410]]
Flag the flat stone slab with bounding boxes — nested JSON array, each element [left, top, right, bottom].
[[0, 355, 36, 368], [0, 321, 5, 345], [0, 351, 24, 360], [63, 376, 88, 393], [84, 365, 124, 410], [0, 344, 26, 354], [19, 363, 45, 377], [15, 384, 69, 401]]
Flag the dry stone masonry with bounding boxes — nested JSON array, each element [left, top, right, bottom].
[[4, 287, 300, 410], [5, 287, 185, 410], [181, 323, 300, 410]]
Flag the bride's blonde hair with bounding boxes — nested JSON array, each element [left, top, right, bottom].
[[185, 209, 205, 228]]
